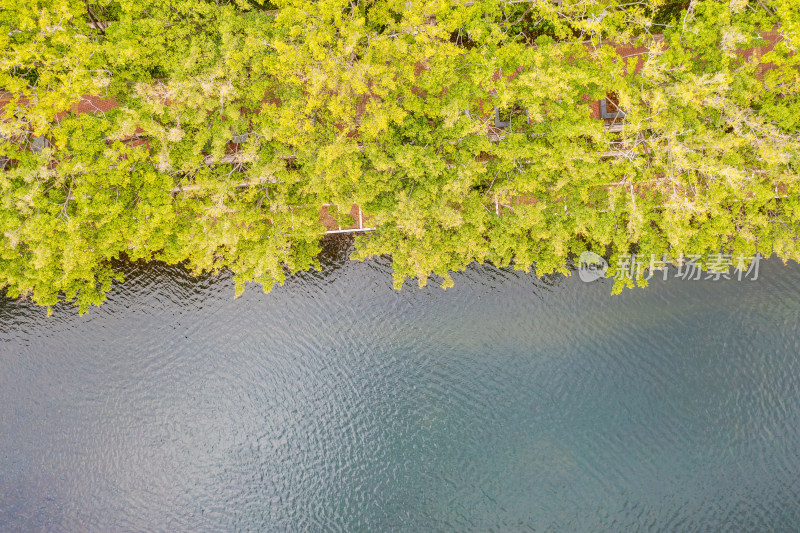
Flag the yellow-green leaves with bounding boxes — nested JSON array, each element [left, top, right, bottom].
[[0, 0, 798, 312]]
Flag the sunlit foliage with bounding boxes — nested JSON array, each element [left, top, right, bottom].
[[1, 0, 797, 312]]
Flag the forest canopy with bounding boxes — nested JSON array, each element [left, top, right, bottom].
[[1, 0, 798, 312]]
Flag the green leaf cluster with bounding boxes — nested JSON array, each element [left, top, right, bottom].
[[1, 0, 798, 311]]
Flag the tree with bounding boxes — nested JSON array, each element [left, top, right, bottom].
[[1, 0, 797, 312]]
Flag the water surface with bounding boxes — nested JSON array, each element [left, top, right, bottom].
[[2, 241, 800, 531]]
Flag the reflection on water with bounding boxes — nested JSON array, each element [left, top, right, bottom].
[[2, 238, 800, 531]]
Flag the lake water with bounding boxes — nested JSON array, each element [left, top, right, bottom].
[[2, 239, 800, 531]]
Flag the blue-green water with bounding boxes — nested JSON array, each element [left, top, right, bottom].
[[2, 241, 800, 531]]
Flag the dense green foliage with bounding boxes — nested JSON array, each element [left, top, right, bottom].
[[1, 0, 798, 312]]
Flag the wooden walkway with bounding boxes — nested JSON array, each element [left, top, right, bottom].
[[320, 204, 375, 235]]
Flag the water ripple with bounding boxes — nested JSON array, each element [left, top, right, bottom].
[[1, 249, 800, 531]]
